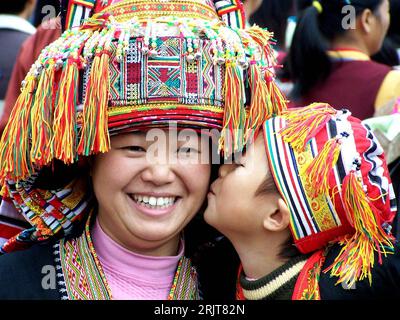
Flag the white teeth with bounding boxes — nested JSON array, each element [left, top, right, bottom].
[[149, 197, 157, 206], [132, 195, 176, 208]]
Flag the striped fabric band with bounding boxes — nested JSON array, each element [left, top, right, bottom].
[[263, 118, 342, 242]]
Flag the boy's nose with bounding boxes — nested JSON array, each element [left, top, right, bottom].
[[218, 163, 235, 178]]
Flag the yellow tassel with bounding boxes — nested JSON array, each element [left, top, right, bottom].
[[324, 171, 394, 288], [302, 138, 342, 197], [30, 63, 55, 167], [265, 71, 288, 115], [246, 25, 274, 52], [53, 58, 80, 164], [245, 63, 269, 143], [280, 103, 336, 151], [0, 76, 37, 183], [245, 25, 288, 117], [219, 60, 246, 156], [77, 52, 110, 156]]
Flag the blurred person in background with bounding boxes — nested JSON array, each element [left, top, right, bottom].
[[0, 0, 37, 112], [372, 0, 400, 67], [288, 0, 400, 120], [250, 0, 297, 96]]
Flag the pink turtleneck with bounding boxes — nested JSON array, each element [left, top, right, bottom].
[[91, 219, 184, 300]]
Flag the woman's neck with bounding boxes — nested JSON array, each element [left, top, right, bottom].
[[97, 215, 180, 257], [331, 37, 371, 56]]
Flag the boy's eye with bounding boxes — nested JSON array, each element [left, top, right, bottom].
[[178, 147, 199, 154]]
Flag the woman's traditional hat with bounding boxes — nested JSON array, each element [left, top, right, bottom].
[[0, 0, 286, 253]]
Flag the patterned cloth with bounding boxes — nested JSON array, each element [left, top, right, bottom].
[[55, 212, 199, 300]]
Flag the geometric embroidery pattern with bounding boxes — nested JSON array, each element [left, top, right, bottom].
[[107, 36, 225, 108], [148, 38, 181, 101]]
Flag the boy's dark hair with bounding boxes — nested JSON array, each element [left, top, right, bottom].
[[0, 1, 30, 15], [255, 173, 302, 260]]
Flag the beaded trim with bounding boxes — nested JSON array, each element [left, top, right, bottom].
[[103, 0, 220, 22]]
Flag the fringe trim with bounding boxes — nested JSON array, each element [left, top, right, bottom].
[[30, 63, 56, 167], [303, 137, 342, 197], [324, 171, 395, 287], [77, 52, 111, 156], [219, 60, 245, 156], [280, 103, 336, 151], [53, 58, 81, 164], [0, 77, 37, 183]]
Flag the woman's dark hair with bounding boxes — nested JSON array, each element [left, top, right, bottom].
[[288, 0, 385, 99], [249, 0, 296, 50], [0, 1, 30, 15], [372, 37, 400, 66], [387, 0, 400, 47]]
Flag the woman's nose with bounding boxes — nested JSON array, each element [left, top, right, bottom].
[[141, 164, 175, 185]]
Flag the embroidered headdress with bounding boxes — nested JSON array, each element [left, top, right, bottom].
[[263, 103, 397, 291], [0, 0, 285, 253]]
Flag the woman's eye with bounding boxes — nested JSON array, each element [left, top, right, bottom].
[[123, 146, 146, 152]]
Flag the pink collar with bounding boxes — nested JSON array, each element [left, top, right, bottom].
[[91, 218, 184, 285]]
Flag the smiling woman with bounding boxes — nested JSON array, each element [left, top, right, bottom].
[[92, 131, 211, 257], [0, 0, 285, 300]]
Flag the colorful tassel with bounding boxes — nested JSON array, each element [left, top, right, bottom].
[[303, 137, 342, 197], [280, 103, 337, 152], [0, 76, 37, 183], [77, 51, 111, 156], [265, 71, 287, 115], [324, 171, 395, 288], [30, 62, 56, 167], [245, 62, 268, 143], [219, 59, 246, 156], [53, 58, 81, 164]]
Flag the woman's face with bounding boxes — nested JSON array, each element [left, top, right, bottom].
[[368, 0, 391, 54], [91, 129, 211, 256]]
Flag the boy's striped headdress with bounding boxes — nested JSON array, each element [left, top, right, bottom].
[[264, 103, 397, 291], [0, 0, 286, 253]]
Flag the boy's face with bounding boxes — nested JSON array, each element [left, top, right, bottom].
[[91, 129, 211, 256], [204, 134, 280, 238]]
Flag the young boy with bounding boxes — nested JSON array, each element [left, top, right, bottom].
[[205, 103, 400, 299]]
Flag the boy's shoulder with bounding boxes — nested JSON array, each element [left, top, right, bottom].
[[319, 242, 400, 299], [0, 241, 61, 299]]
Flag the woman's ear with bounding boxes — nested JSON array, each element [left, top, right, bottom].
[[359, 8, 373, 34], [263, 198, 290, 232]]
